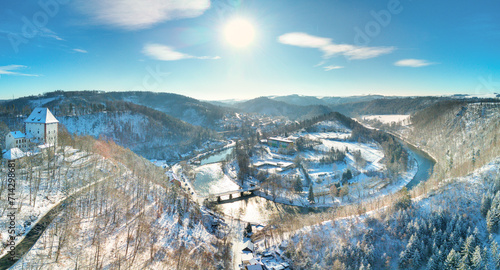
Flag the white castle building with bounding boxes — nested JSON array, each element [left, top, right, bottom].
[[5, 108, 59, 151]]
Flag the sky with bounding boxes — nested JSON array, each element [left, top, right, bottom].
[[1, 0, 500, 101]]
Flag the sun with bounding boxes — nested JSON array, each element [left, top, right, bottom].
[[223, 18, 256, 48]]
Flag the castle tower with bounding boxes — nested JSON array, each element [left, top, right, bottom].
[[24, 108, 59, 146]]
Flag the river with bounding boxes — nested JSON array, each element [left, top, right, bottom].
[[199, 147, 233, 165], [404, 142, 436, 190], [0, 140, 434, 270]]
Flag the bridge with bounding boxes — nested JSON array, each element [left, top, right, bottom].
[[205, 186, 260, 203]]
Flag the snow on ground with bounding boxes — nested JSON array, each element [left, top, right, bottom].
[[29, 97, 60, 107], [362, 114, 411, 125], [0, 147, 110, 259], [312, 140, 385, 171], [304, 131, 350, 141], [259, 156, 500, 268], [217, 196, 285, 225], [192, 163, 240, 197], [60, 112, 147, 138], [251, 127, 411, 208], [10, 168, 225, 270]]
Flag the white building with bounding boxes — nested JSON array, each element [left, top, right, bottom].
[[24, 107, 59, 146], [4, 107, 59, 151], [5, 131, 28, 150]]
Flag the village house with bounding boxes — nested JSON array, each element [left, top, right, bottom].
[[267, 137, 294, 149]]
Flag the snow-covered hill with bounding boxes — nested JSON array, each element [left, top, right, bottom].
[[405, 101, 500, 177], [59, 111, 215, 160], [3, 138, 231, 269]]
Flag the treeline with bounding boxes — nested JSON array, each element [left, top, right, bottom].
[[266, 111, 360, 138], [330, 96, 445, 117], [1, 90, 229, 128]]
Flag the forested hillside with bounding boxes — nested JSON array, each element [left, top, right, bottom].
[[0, 93, 220, 160], [0, 91, 230, 128], [405, 100, 500, 178], [329, 97, 444, 117], [225, 96, 453, 120], [235, 97, 333, 120], [1, 134, 231, 269], [59, 101, 217, 160]]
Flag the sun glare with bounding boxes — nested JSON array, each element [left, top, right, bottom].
[[223, 18, 256, 48]]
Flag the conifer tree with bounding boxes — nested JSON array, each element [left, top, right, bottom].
[[486, 208, 499, 233], [461, 235, 475, 265], [481, 194, 492, 217], [444, 249, 460, 270], [471, 245, 484, 270], [427, 256, 440, 270], [491, 240, 500, 269], [308, 184, 315, 203]]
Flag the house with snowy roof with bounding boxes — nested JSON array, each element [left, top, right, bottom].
[[4, 108, 59, 152], [25, 107, 59, 147], [5, 131, 29, 150]]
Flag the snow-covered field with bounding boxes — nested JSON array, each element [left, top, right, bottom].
[[362, 114, 411, 125], [193, 163, 240, 197]]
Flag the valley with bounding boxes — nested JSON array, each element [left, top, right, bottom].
[[0, 93, 498, 269]]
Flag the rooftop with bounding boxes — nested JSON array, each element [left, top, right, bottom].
[[268, 137, 294, 144], [8, 131, 26, 139], [25, 107, 59, 124], [3, 148, 25, 160]]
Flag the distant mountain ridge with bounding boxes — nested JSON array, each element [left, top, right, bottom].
[[225, 95, 454, 119], [270, 94, 386, 106], [0, 91, 230, 128], [0, 92, 220, 160]]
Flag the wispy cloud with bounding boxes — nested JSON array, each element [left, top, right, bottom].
[[39, 28, 64, 41], [142, 43, 220, 61], [76, 0, 210, 30], [0, 65, 39, 77], [278, 32, 395, 60], [73, 48, 88, 53], [394, 59, 435, 67], [323, 65, 344, 71]]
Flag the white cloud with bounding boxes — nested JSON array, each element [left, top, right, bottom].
[[324, 65, 344, 71], [73, 48, 88, 53], [278, 32, 395, 60], [38, 28, 64, 41], [314, 60, 326, 67], [279, 32, 331, 48], [394, 59, 435, 67], [76, 0, 211, 30], [344, 47, 395, 60], [142, 43, 220, 61], [0, 65, 38, 77]]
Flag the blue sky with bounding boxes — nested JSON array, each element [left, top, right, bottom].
[[1, 0, 499, 100]]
